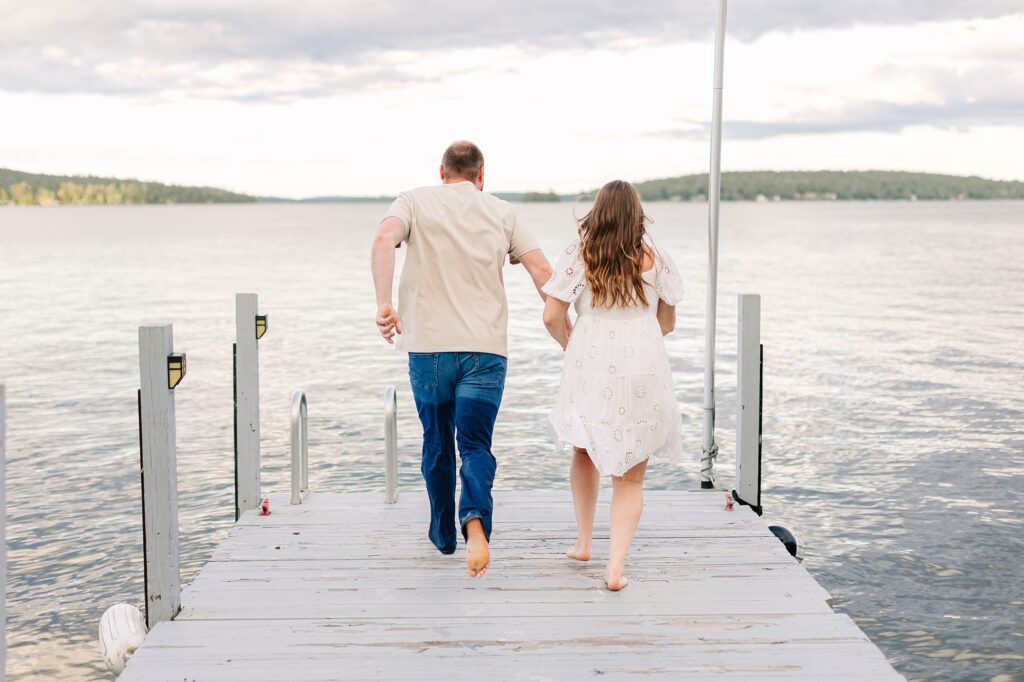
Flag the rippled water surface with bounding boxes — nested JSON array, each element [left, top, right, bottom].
[[1, 201, 1022, 680]]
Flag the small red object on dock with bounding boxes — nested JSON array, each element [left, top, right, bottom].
[[259, 497, 271, 516], [724, 492, 734, 511]]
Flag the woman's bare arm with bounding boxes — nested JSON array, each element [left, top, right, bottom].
[[544, 296, 572, 349], [656, 299, 676, 336], [515, 249, 554, 302]]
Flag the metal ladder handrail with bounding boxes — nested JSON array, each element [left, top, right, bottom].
[[384, 385, 398, 504], [290, 389, 308, 505]]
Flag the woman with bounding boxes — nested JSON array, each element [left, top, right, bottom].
[[541, 180, 684, 591]]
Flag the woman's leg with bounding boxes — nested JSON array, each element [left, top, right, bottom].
[[568, 448, 599, 561], [606, 459, 648, 590]]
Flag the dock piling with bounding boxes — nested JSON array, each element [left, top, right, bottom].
[[138, 325, 182, 628], [734, 294, 763, 514], [234, 293, 263, 519]]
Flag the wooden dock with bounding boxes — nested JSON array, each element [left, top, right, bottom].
[[119, 489, 904, 680]]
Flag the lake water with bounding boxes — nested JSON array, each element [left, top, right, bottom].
[[0, 201, 1022, 680]]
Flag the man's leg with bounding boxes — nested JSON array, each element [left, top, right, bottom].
[[454, 352, 507, 576], [409, 352, 458, 554]]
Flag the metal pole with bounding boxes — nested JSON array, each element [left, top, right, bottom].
[[290, 390, 308, 505], [701, 0, 728, 489], [384, 385, 398, 504]]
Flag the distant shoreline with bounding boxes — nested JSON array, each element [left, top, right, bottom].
[[3, 168, 1023, 206], [7, 198, 1024, 209]]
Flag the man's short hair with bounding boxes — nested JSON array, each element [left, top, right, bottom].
[[442, 141, 484, 179]]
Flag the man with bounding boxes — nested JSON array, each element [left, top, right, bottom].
[[371, 141, 555, 577]]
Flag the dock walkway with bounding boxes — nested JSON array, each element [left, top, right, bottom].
[[120, 489, 903, 680]]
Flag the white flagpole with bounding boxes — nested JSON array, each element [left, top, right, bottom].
[[701, 0, 727, 489]]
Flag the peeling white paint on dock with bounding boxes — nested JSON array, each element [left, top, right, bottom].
[[119, 490, 904, 680]]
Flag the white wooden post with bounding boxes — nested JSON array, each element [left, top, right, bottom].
[[138, 325, 181, 627], [734, 295, 762, 514], [1, 384, 7, 678], [235, 293, 261, 518]]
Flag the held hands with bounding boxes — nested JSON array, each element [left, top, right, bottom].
[[376, 304, 403, 344]]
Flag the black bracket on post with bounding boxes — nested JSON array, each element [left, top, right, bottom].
[[233, 342, 239, 522], [137, 388, 150, 627]]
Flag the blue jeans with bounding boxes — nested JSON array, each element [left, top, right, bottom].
[[408, 352, 507, 554]]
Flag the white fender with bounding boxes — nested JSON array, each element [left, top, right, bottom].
[[99, 604, 147, 675]]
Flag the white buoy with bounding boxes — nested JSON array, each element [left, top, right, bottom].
[[99, 604, 147, 675]]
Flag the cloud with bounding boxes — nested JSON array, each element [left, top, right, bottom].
[[652, 58, 1024, 140], [1, 0, 1022, 100], [656, 98, 1024, 140]]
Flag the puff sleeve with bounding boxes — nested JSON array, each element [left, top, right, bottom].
[[541, 240, 587, 302], [653, 246, 684, 305]]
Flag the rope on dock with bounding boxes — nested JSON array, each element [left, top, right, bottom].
[[701, 440, 719, 487]]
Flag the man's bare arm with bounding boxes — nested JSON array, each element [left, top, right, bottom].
[[517, 248, 574, 339], [515, 249, 553, 301], [371, 217, 406, 344]]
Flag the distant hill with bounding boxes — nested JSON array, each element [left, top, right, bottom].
[[0, 168, 256, 205], [4, 168, 1022, 206], [625, 170, 1024, 202]]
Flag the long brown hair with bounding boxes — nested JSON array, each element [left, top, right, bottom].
[[579, 180, 650, 308]]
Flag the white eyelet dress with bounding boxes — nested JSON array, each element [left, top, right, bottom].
[[542, 240, 685, 477]]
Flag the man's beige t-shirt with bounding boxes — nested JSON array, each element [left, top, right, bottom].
[[383, 181, 540, 357]]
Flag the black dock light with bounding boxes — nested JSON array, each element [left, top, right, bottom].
[[167, 353, 187, 390], [255, 314, 268, 340]]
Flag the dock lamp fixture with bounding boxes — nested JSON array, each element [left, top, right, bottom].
[[255, 314, 269, 340], [167, 353, 187, 390]]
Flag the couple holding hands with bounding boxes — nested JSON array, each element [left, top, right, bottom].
[[371, 141, 683, 591]]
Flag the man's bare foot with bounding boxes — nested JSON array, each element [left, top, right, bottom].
[[605, 571, 629, 591], [566, 540, 591, 562], [465, 518, 490, 578]]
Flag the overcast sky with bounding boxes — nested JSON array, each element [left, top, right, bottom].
[[2, 0, 1023, 197]]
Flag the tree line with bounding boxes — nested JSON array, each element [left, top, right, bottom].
[[515, 171, 1024, 202], [630, 170, 1024, 202], [0, 169, 255, 205]]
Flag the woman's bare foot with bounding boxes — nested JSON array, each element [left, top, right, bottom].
[[566, 540, 591, 562], [465, 519, 490, 578], [605, 571, 629, 591]]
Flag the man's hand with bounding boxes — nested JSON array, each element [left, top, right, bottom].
[[377, 304, 403, 344]]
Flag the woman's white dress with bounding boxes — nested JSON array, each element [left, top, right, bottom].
[[543, 240, 685, 476]]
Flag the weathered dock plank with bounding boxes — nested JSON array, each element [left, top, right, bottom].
[[119, 490, 904, 680]]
